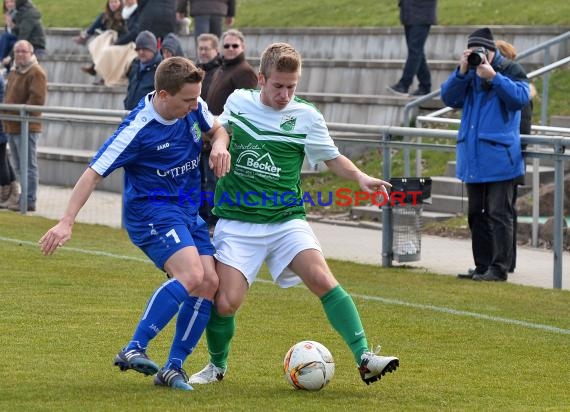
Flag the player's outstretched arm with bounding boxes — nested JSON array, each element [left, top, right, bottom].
[[324, 155, 391, 194], [39, 168, 103, 256]]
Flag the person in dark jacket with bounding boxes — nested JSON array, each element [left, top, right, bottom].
[[0, 0, 18, 65], [177, 0, 235, 39], [11, 0, 45, 56], [387, 0, 437, 96], [137, 0, 177, 42], [0, 72, 19, 209], [124, 30, 162, 110], [441, 27, 531, 282], [196, 32, 221, 227], [495, 39, 537, 273], [196, 33, 221, 99], [114, 0, 139, 45]]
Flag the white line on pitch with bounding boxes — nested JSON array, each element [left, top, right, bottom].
[[2, 235, 569, 335]]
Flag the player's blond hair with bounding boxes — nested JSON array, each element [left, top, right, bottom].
[[259, 42, 302, 79], [155, 56, 204, 95]]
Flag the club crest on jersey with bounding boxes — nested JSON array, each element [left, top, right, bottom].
[[191, 122, 201, 143], [280, 115, 297, 132]]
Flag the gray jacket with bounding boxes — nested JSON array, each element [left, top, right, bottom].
[[399, 0, 437, 26]]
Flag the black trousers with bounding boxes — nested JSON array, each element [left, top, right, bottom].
[[0, 142, 15, 186], [466, 179, 516, 276]]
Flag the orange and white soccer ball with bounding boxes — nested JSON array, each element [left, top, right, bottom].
[[283, 340, 335, 391]]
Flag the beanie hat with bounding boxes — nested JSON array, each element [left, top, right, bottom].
[[161, 33, 184, 57], [135, 30, 157, 54], [467, 27, 496, 51]]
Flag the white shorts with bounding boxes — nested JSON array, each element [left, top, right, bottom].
[[213, 218, 323, 288]]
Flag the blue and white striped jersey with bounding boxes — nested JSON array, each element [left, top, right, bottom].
[[90, 92, 215, 225]]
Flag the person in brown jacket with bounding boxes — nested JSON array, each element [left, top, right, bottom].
[[4, 39, 47, 212], [205, 29, 256, 116]]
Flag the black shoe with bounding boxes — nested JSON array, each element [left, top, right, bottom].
[[386, 83, 408, 96], [81, 64, 96, 76], [154, 366, 193, 391], [409, 88, 431, 96], [472, 269, 507, 282], [457, 267, 485, 280], [114, 347, 159, 376]]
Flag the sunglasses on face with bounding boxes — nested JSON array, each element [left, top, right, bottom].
[[223, 43, 240, 49]]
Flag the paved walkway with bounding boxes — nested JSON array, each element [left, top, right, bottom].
[[34, 185, 569, 290]]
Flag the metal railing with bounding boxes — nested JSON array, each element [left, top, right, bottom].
[[326, 122, 569, 290], [402, 31, 570, 139], [1, 105, 568, 288], [399, 32, 570, 251]]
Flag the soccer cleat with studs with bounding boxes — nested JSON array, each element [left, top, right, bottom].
[[154, 366, 193, 391], [358, 346, 399, 385], [113, 347, 159, 376], [188, 362, 226, 384]]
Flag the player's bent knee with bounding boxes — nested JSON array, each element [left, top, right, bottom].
[[193, 271, 219, 300], [214, 295, 239, 316], [174, 270, 205, 293]]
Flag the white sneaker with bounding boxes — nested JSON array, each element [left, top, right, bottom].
[[358, 346, 399, 385], [188, 362, 226, 384]]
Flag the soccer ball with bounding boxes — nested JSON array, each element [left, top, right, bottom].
[[283, 340, 335, 391]]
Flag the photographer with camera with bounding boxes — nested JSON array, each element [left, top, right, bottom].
[[440, 27, 531, 282]]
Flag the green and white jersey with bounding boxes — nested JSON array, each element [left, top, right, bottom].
[[214, 89, 340, 223]]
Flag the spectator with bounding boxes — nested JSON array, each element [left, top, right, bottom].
[[89, 0, 140, 86], [188, 42, 399, 387], [76, 0, 126, 81], [441, 28, 530, 282], [200, 28, 256, 227], [196, 33, 221, 99], [195, 32, 221, 227], [124, 30, 162, 110], [205, 29, 256, 115], [495, 39, 537, 273], [74, 0, 125, 46], [160, 32, 184, 59], [39, 56, 231, 391], [137, 0, 177, 42], [387, 0, 437, 96], [0, 73, 19, 209], [3, 39, 47, 212], [9, 0, 46, 59], [0, 0, 17, 69], [176, 0, 234, 40]]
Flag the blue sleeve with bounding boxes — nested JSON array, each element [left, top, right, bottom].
[[491, 73, 531, 111], [440, 68, 473, 109], [90, 124, 142, 177]]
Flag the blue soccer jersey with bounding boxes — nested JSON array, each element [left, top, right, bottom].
[[90, 92, 215, 229]]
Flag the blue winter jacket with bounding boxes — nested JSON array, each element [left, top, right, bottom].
[[440, 50, 530, 183]]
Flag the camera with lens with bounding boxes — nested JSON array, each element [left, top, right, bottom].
[[467, 47, 487, 67]]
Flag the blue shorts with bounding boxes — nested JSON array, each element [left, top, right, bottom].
[[127, 213, 215, 270]]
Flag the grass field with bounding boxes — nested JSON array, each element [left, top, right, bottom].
[[1, 212, 569, 411], [33, 0, 570, 28]]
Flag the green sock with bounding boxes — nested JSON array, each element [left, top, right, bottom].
[[205, 308, 235, 369], [321, 285, 369, 364]]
